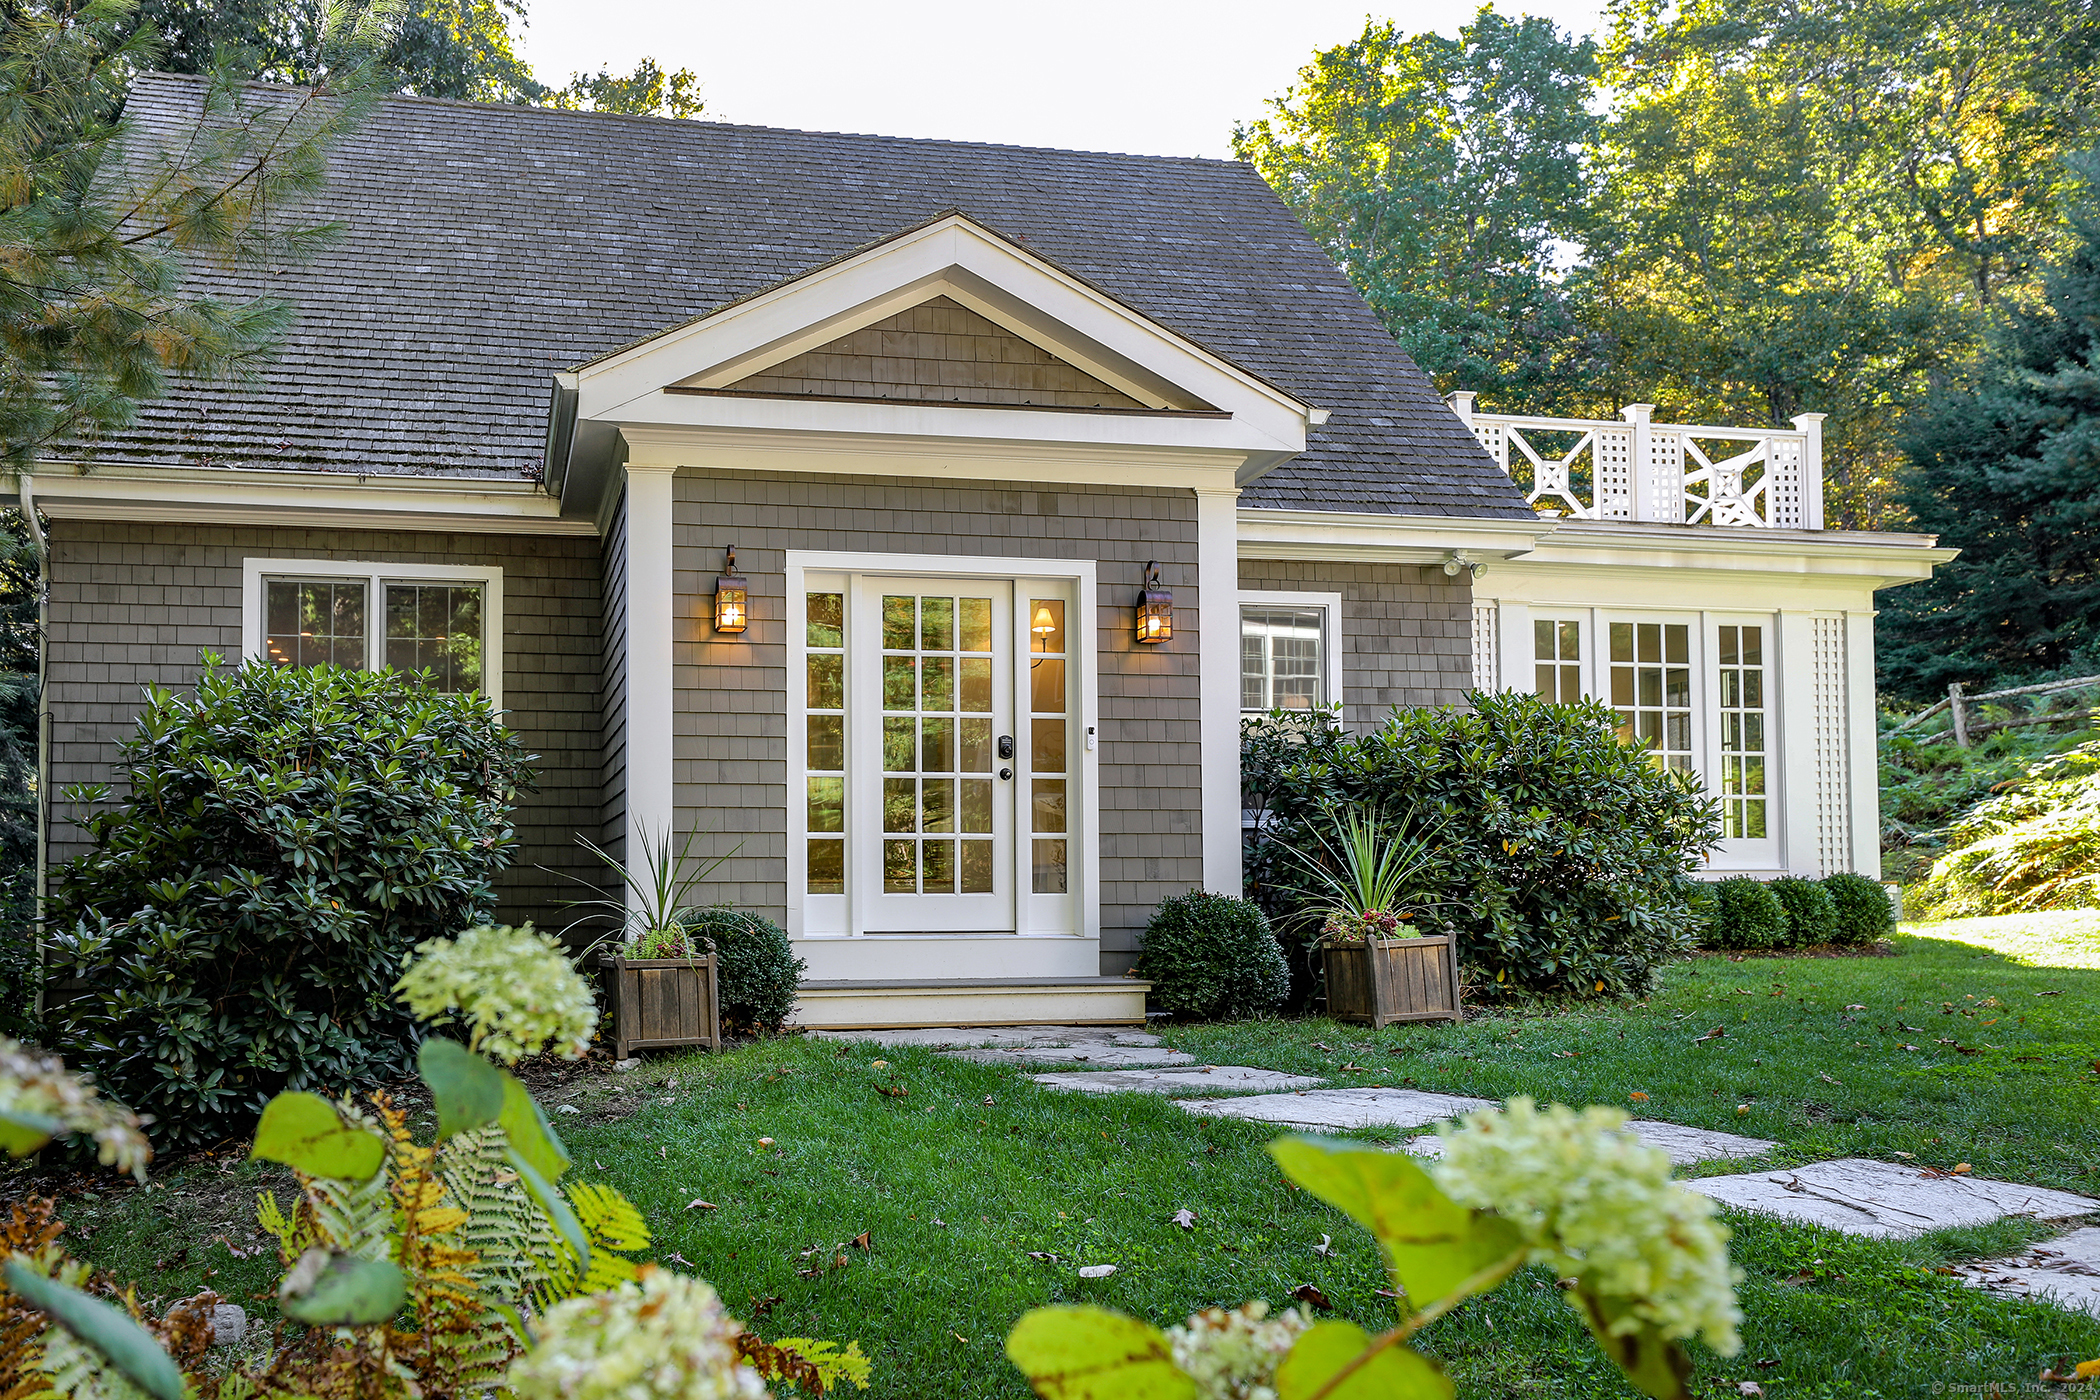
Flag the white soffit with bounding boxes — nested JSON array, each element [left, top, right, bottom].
[[572, 216, 1320, 462]]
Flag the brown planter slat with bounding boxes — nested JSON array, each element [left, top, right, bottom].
[[600, 953, 722, 1059], [1322, 934, 1461, 1029]]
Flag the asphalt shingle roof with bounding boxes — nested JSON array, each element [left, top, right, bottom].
[[94, 74, 1530, 518]]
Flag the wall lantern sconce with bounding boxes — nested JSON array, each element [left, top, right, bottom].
[[713, 546, 749, 634], [1135, 560, 1173, 644]]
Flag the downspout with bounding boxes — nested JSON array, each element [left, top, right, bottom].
[[17, 475, 46, 1021]]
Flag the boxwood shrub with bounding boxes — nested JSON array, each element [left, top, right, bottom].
[[1768, 876, 1839, 948], [46, 657, 534, 1147], [1707, 877, 1788, 950], [1245, 692, 1721, 1000], [1133, 891, 1289, 1021], [1822, 872, 1896, 946], [673, 907, 806, 1034]]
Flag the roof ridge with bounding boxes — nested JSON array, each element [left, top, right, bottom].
[[126, 70, 1256, 168]]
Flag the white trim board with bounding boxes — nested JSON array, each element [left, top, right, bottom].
[[17, 466, 592, 536], [239, 557, 505, 708]]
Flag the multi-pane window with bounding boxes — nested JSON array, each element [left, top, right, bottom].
[[1533, 619, 1582, 702], [1241, 607, 1325, 712], [1029, 598, 1069, 895], [805, 591, 847, 895], [1609, 621, 1692, 770], [261, 571, 489, 694], [1717, 624, 1768, 838], [881, 592, 997, 896]]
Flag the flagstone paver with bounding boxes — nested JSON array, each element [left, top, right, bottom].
[[1952, 1227, 2100, 1319], [1403, 1119, 1776, 1166], [1686, 1159, 2100, 1238], [1177, 1087, 1494, 1130], [1030, 1066, 1324, 1095], [948, 1046, 1197, 1068]]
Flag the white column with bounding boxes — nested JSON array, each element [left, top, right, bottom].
[[1196, 486, 1242, 896], [1791, 413, 1826, 530], [624, 464, 678, 894], [1774, 611, 1820, 875], [1845, 610, 1881, 878]]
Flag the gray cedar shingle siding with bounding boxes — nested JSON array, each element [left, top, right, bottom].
[[1238, 560, 1473, 729], [674, 471, 1201, 972], [724, 296, 1145, 408], [44, 521, 604, 929], [86, 74, 1531, 519]]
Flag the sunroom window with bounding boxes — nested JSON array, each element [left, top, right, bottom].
[[1241, 606, 1327, 712], [1609, 620, 1692, 771]]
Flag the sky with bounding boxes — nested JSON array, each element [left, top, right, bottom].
[[513, 0, 1609, 160]]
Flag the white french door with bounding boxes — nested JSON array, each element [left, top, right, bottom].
[[793, 570, 1079, 936]]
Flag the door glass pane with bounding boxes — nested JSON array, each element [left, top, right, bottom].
[[1717, 624, 1769, 839], [265, 580, 367, 672], [384, 583, 484, 692], [1032, 717, 1066, 773], [1029, 597, 1072, 894], [1032, 839, 1068, 895], [1030, 659, 1066, 714], [1610, 621, 1694, 771], [805, 590, 848, 896], [1533, 617, 1581, 703], [1031, 779, 1067, 834], [878, 589, 998, 896]]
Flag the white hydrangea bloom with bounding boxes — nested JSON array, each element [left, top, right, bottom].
[[506, 1267, 769, 1400], [0, 1037, 150, 1179], [1166, 1301, 1313, 1400], [1432, 1097, 1742, 1356], [394, 923, 597, 1064]]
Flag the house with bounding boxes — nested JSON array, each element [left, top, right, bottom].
[[12, 76, 1953, 1028]]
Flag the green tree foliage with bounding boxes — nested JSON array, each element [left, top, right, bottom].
[[1234, 9, 1603, 409], [45, 658, 535, 1147], [0, 511, 35, 1036], [1244, 694, 1720, 1001], [1589, 0, 2100, 527], [1880, 155, 2100, 697], [545, 56, 702, 119], [0, 0, 369, 466]]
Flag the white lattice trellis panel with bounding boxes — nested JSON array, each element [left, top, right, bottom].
[[1645, 431, 1686, 522], [1594, 428, 1635, 518], [1811, 616, 1851, 875], [1471, 603, 1499, 693]]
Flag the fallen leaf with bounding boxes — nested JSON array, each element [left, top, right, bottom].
[[748, 1294, 780, 1319], [1026, 1252, 1060, 1262], [2034, 989, 2063, 996], [757, 1137, 775, 1147], [871, 1060, 889, 1069], [1736, 1104, 1750, 1116], [658, 1146, 667, 1159], [1755, 1357, 1781, 1370], [686, 1199, 717, 1212], [1629, 1091, 1649, 1102], [1693, 1027, 1727, 1043], [554, 1104, 580, 1116], [1170, 1210, 1197, 1230], [1845, 1004, 1867, 1011], [983, 1095, 996, 1106], [1952, 1163, 1972, 1174], [851, 1231, 871, 1252], [1291, 1282, 1333, 1310], [665, 1251, 694, 1267], [1893, 1151, 1915, 1159], [952, 1332, 969, 1344], [1899, 1044, 1920, 1051], [1780, 1269, 1815, 1286], [1819, 1073, 1841, 1085], [1077, 1264, 1117, 1279], [1310, 1042, 1334, 1052], [1738, 1383, 1765, 1397], [1339, 1063, 1369, 1073], [1312, 1233, 1335, 1257]]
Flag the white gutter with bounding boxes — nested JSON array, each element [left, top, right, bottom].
[[1237, 507, 1554, 564]]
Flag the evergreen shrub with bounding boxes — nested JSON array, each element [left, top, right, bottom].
[[1245, 692, 1720, 1000], [1821, 872, 1896, 946], [674, 907, 806, 1034], [1133, 891, 1289, 1021], [1706, 877, 1787, 950], [47, 657, 534, 1146], [1768, 876, 1838, 948]]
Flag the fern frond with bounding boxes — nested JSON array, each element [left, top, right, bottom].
[[771, 1337, 874, 1393], [567, 1183, 649, 1253], [436, 1126, 549, 1308]]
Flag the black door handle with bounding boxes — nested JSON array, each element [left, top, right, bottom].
[[999, 767, 1013, 781]]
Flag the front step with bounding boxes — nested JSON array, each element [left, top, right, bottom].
[[790, 977, 1150, 1030]]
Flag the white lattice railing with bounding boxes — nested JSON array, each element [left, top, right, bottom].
[[1448, 394, 1825, 530]]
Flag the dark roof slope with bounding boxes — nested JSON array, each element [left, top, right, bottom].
[[93, 73, 1529, 517]]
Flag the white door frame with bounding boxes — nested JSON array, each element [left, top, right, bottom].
[[785, 550, 1100, 943]]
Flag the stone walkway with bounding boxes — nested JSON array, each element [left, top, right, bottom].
[[817, 1024, 2100, 1317]]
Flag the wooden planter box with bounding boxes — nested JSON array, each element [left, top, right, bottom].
[[1322, 934, 1462, 1029], [599, 952, 722, 1059]]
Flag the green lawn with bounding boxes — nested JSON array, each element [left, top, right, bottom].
[[65, 918, 2100, 1399]]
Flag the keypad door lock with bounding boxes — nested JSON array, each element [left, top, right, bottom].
[[997, 734, 1014, 759]]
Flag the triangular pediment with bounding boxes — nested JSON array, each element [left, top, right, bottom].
[[716, 296, 1146, 410]]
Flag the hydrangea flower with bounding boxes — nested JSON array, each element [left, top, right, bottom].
[[506, 1266, 769, 1400], [394, 923, 597, 1064], [1432, 1097, 1742, 1355], [1165, 1301, 1313, 1400], [0, 1038, 150, 1179]]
